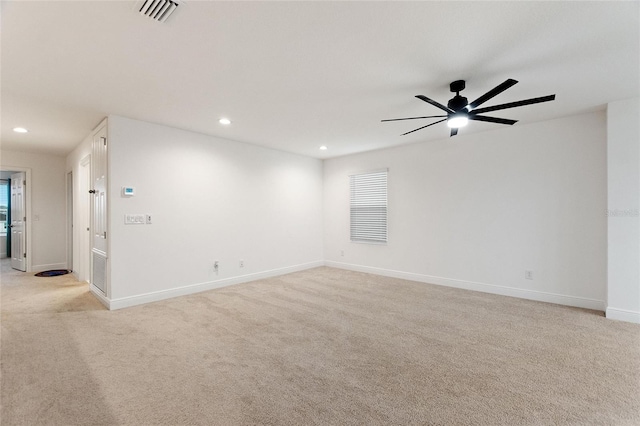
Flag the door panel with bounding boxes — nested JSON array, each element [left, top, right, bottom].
[[91, 125, 108, 295], [92, 132, 107, 255], [79, 156, 91, 282], [10, 172, 26, 271]]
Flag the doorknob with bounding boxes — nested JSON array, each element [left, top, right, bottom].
[[89, 189, 96, 194]]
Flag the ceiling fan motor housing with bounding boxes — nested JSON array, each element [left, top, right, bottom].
[[448, 95, 468, 111], [448, 80, 468, 111]]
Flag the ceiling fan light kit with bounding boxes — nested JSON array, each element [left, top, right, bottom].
[[447, 114, 468, 129], [383, 79, 556, 137]]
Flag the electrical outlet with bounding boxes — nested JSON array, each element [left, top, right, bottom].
[[214, 261, 219, 272], [525, 270, 534, 280], [145, 214, 152, 224], [340, 250, 344, 257], [239, 260, 244, 268]]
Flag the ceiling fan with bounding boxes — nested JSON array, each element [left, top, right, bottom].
[[382, 79, 556, 137]]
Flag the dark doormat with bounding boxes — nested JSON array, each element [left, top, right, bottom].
[[35, 270, 71, 277]]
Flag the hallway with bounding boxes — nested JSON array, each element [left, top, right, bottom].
[[0, 259, 104, 314]]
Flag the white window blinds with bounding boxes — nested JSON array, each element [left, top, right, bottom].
[[0, 180, 8, 208], [350, 170, 387, 243]]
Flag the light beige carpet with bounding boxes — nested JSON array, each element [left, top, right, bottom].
[[1, 260, 639, 425]]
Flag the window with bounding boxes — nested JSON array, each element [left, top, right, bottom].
[[0, 180, 8, 236], [350, 170, 387, 243]]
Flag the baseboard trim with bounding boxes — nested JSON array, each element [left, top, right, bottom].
[[606, 307, 640, 324], [31, 263, 68, 273], [90, 284, 111, 309], [109, 260, 325, 310], [325, 261, 606, 312]]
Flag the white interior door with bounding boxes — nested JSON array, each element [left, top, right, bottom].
[[92, 132, 107, 255], [79, 156, 91, 282], [91, 125, 108, 294], [10, 172, 26, 271]]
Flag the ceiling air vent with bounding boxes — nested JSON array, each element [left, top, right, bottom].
[[138, 0, 179, 23]]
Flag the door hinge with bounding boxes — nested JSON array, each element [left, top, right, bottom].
[[103, 231, 107, 238], [23, 180, 26, 186], [23, 216, 26, 221], [23, 253, 26, 258], [101, 137, 107, 146]]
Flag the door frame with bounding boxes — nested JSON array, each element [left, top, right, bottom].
[[0, 166, 32, 272], [66, 170, 73, 272]]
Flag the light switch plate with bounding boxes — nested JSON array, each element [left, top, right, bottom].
[[125, 214, 145, 224]]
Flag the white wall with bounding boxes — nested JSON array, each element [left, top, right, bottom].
[[106, 115, 323, 306], [607, 97, 640, 323], [324, 111, 607, 310], [0, 150, 67, 271]]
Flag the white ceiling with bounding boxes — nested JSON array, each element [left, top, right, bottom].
[[2, 1, 638, 159]]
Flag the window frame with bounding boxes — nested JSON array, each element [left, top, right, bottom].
[[0, 179, 8, 237], [349, 169, 388, 245]]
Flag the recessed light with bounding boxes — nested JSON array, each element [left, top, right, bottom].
[[319, 146, 327, 151], [219, 118, 231, 125], [13, 127, 28, 133]]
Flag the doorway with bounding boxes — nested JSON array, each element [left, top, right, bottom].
[[0, 167, 32, 272], [67, 171, 73, 273]]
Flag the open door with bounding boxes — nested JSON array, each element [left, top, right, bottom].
[[91, 125, 108, 294], [10, 172, 26, 271]]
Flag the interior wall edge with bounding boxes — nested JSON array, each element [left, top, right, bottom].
[[606, 307, 640, 324], [90, 284, 111, 309]]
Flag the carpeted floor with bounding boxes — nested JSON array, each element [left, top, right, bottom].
[[1, 259, 639, 425]]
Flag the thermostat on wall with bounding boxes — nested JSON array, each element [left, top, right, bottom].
[[122, 187, 135, 197]]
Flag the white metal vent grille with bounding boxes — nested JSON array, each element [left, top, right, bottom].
[[350, 170, 388, 244], [138, 0, 179, 22], [92, 252, 107, 295]]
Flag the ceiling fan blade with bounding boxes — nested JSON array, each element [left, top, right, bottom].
[[381, 115, 447, 122], [470, 95, 556, 115], [401, 118, 448, 136], [469, 115, 518, 125], [415, 95, 454, 113], [450, 128, 458, 137], [467, 79, 518, 111]]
